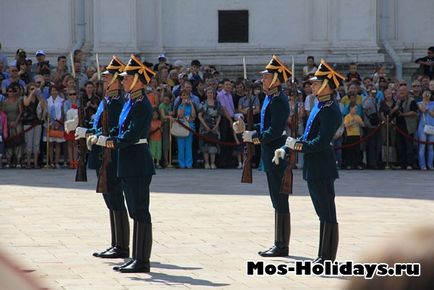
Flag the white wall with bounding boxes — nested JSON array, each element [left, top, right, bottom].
[[0, 0, 433, 65], [0, 0, 72, 54]]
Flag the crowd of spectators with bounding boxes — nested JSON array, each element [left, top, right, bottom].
[[0, 44, 434, 170]]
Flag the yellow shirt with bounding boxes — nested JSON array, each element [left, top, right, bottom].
[[344, 114, 363, 136]]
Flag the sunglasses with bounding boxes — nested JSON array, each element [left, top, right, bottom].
[[69, 93, 77, 96], [412, 85, 420, 87], [7, 89, 17, 93]]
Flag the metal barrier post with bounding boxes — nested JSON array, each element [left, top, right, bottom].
[[385, 115, 390, 169]]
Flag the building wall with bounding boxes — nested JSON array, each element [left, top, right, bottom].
[[0, 0, 432, 66]]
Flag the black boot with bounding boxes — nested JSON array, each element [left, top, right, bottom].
[[93, 210, 116, 257], [313, 222, 324, 263], [258, 212, 290, 257], [119, 222, 152, 273], [113, 220, 136, 271], [99, 210, 130, 258], [313, 223, 338, 264]]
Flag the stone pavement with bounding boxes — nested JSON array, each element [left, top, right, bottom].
[[0, 168, 433, 290]]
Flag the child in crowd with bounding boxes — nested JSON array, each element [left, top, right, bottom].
[[344, 104, 364, 169], [346, 62, 362, 82], [149, 109, 162, 168]]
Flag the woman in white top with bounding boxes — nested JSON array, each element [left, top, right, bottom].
[[417, 90, 434, 170], [44, 86, 64, 168]]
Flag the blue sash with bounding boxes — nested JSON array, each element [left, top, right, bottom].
[[118, 98, 132, 135], [93, 98, 106, 130], [301, 101, 323, 141], [260, 95, 271, 133]]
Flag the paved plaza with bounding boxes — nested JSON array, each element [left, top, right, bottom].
[[0, 168, 433, 290]]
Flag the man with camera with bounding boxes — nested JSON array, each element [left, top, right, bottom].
[[362, 88, 381, 169], [32, 50, 51, 76]]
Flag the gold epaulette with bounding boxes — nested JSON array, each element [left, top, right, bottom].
[[106, 90, 118, 98], [130, 90, 143, 100]]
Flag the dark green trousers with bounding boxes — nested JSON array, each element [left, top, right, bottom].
[[95, 170, 126, 211], [307, 178, 337, 223], [121, 175, 153, 223], [265, 170, 289, 214]]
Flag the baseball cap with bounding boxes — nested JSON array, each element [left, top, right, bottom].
[[158, 53, 167, 61], [36, 50, 45, 56], [174, 60, 184, 67]]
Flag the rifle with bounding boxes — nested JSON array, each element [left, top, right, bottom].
[[75, 94, 88, 181], [241, 96, 253, 184], [96, 101, 111, 193], [280, 57, 296, 194]]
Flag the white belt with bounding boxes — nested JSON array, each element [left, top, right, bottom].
[[135, 138, 148, 145]]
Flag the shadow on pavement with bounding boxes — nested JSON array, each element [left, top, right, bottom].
[[131, 272, 230, 287]]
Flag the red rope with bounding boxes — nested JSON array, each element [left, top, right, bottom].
[[3, 122, 41, 142], [334, 123, 384, 150], [392, 123, 434, 145], [174, 120, 242, 147]]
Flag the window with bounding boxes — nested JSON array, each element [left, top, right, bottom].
[[218, 10, 249, 43]]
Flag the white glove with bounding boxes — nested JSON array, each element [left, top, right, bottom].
[[74, 127, 88, 140], [232, 120, 245, 134], [96, 135, 109, 147], [86, 135, 98, 151], [242, 130, 255, 143], [272, 148, 286, 165], [64, 117, 78, 133], [285, 136, 297, 150]]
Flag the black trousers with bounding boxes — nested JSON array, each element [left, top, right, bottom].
[[121, 175, 153, 223], [307, 178, 337, 223], [396, 127, 415, 168], [265, 170, 289, 214], [365, 128, 381, 169], [344, 136, 360, 168], [217, 118, 236, 168]]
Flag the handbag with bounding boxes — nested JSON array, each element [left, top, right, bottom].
[[4, 133, 25, 148], [423, 124, 434, 135], [48, 129, 65, 138], [171, 120, 190, 137], [423, 114, 434, 135], [203, 131, 219, 144]]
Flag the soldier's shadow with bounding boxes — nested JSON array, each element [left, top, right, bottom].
[[105, 260, 201, 271], [106, 260, 229, 286], [130, 272, 230, 287]]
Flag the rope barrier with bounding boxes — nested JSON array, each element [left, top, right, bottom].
[[334, 122, 385, 150], [392, 123, 434, 145]]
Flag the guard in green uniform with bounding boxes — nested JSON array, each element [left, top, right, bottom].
[[96, 54, 156, 273], [274, 59, 344, 263], [236, 55, 291, 257], [74, 56, 129, 259]]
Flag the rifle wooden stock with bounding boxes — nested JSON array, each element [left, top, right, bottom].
[[96, 103, 111, 193], [280, 100, 298, 194], [75, 95, 88, 182], [241, 100, 253, 184]]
